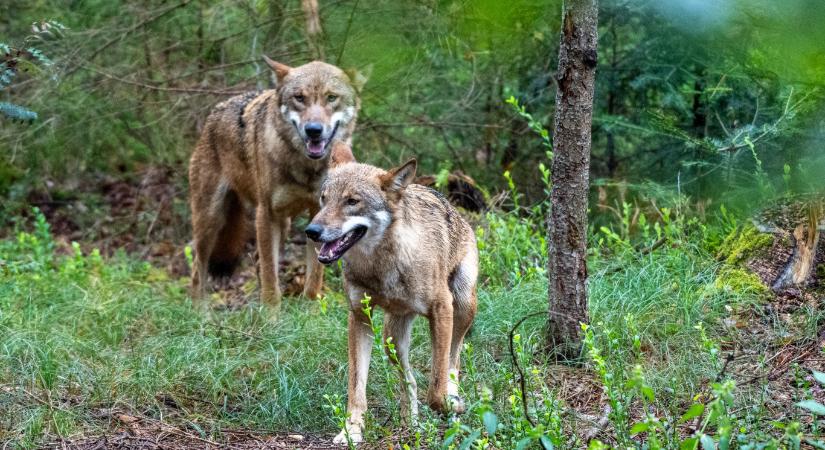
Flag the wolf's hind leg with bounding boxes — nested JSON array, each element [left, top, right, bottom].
[[190, 183, 228, 301], [426, 289, 454, 414], [446, 287, 476, 414], [384, 313, 418, 424], [444, 245, 479, 412]]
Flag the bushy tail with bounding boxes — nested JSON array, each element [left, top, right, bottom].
[[207, 189, 248, 278]]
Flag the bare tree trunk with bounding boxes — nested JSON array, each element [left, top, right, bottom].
[[548, 0, 598, 360], [302, 0, 325, 60]]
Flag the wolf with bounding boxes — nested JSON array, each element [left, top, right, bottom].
[[188, 57, 365, 306], [305, 157, 479, 444]]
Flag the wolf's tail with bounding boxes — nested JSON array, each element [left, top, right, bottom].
[[207, 189, 248, 278]]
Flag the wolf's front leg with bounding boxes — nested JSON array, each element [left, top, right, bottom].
[[384, 313, 418, 424], [333, 309, 373, 445], [256, 205, 283, 307], [302, 205, 324, 299]]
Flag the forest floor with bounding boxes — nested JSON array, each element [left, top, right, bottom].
[[2, 165, 825, 449]]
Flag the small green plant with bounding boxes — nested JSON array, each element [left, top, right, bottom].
[[323, 394, 355, 450], [506, 96, 552, 152]]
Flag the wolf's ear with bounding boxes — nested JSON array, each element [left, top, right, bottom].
[[330, 141, 356, 168], [345, 64, 372, 93], [263, 55, 291, 84], [382, 158, 417, 192]]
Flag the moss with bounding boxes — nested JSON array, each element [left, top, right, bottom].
[[715, 267, 769, 296], [716, 224, 774, 265]]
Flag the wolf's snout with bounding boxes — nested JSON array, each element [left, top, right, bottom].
[[304, 122, 324, 139], [305, 223, 323, 241]]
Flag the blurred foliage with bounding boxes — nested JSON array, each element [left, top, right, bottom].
[[0, 0, 823, 210]]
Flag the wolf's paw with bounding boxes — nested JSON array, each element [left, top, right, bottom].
[[332, 423, 363, 446]]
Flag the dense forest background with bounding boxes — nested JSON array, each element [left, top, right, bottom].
[[2, 0, 824, 213], [3, 1, 825, 448]]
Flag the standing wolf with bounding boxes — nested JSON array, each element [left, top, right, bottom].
[[189, 58, 365, 306], [305, 158, 479, 444]]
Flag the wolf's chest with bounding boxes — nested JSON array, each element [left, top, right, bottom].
[[345, 263, 428, 316]]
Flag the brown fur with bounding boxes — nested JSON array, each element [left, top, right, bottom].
[[189, 59, 364, 306], [308, 159, 479, 443]]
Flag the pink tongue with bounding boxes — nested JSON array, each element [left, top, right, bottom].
[[307, 140, 325, 155], [320, 240, 340, 256]]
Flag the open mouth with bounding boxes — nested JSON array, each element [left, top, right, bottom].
[[304, 122, 339, 159], [318, 225, 367, 264]]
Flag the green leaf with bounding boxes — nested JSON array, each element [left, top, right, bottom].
[[641, 386, 655, 402], [458, 430, 481, 450], [630, 421, 649, 435], [812, 371, 825, 386], [700, 434, 715, 450], [539, 435, 554, 450], [482, 410, 498, 436], [680, 437, 699, 450], [797, 400, 825, 415], [805, 438, 825, 450], [515, 437, 533, 450], [679, 403, 706, 423]]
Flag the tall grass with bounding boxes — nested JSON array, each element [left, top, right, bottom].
[[0, 206, 812, 448]]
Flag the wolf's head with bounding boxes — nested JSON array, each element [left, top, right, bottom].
[[305, 158, 417, 264], [264, 57, 367, 160]]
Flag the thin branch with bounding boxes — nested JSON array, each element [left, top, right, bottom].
[[85, 66, 247, 95], [65, 0, 194, 76], [336, 0, 361, 65], [361, 120, 507, 130]]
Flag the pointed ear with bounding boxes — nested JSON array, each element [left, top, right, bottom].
[[263, 55, 291, 83], [345, 64, 372, 93], [381, 159, 417, 192], [330, 141, 356, 167]]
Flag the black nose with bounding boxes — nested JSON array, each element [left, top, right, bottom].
[[305, 223, 323, 241], [304, 122, 323, 139]]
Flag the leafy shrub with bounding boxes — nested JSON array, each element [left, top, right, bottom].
[[1, 20, 64, 123]]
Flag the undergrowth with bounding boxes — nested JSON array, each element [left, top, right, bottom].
[[3, 199, 821, 449]]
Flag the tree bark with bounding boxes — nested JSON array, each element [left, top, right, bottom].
[[301, 0, 325, 60], [772, 204, 823, 291], [548, 0, 598, 360]]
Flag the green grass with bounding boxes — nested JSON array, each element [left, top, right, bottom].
[[0, 208, 804, 448]]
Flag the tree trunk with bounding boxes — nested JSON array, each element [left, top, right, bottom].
[[772, 204, 824, 291], [548, 0, 598, 360], [301, 0, 325, 60]]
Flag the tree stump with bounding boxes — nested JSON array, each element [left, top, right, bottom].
[[751, 194, 825, 292]]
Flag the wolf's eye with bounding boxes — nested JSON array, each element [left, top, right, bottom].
[[294, 94, 305, 103], [320, 194, 326, 203], [327, 94, 338, 103], [346, 197, 359, 206]]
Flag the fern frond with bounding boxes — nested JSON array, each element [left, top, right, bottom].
[[0, 68, 15, 87], [26, 48, 52, 66], [0, 102, 38, 122]]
